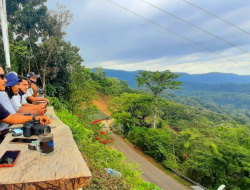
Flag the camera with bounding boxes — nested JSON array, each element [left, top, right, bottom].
[[37, 88, 45, 94], [22, 114, 51, 137]]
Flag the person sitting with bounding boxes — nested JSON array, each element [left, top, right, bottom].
[[25, 72, 49, 104], [0, 72, 20, 114], [0, 66, 51, 131], [0, 103, 51, 127], [0, 102, 51, 142], [3, 72, 47, 115], [10, 76, 47, 115], [26, 72, 39, 97]]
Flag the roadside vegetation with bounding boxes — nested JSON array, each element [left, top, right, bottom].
[[49, 97, 161, 190], [108, 73, 250, 190], [3, 1, 250, 190]]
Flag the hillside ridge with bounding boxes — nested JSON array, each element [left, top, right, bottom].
[[90, 68, 250, 89]]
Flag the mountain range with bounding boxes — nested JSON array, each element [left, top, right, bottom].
[[91, 68, 250, 88]]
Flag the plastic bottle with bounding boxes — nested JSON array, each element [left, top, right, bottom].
[[104, 168, 122, 178]]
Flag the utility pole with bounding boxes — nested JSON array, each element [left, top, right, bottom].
[[0, 0, 11, 72]]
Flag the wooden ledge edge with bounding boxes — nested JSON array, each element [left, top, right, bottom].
[[0, 176, 92, 190]]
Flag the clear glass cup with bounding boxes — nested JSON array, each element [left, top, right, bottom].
[[38, 133, 54, 156]]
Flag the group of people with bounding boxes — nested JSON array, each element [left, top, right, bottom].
[[0, 65, 52, 139]]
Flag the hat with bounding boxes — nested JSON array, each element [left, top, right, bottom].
[[18, 76, 28, 81], [26, 72, 40, 78], [6, 72, 22, 87]]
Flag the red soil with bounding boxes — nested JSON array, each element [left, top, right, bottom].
[[92, 95, 111, 116]]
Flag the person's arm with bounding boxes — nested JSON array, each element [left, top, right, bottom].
[[22, 103, 46, 109], [17, 106, 47, 116], [27, 96, 50, 104], [31, 83, 38, 97], [2, 114, 51, 124]]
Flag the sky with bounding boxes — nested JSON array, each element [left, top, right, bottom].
[[46, 0, 250, 75]]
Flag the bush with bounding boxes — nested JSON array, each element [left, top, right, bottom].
[[84, 169, 130, 190], [48, 97, 69, 111], [143, 129, 173, 162], [127, 127, 148, 149], [55, 103, 161, 189]]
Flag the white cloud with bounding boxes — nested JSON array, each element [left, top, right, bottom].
[[88, 51, 250, 75], [47, 0, 250, 75]]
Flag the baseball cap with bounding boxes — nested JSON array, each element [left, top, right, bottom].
[[6, 72, 22, 87], [26, 72, 40, 78], [18, 76, 28, 81]]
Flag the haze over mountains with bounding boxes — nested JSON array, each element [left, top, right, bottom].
[[91, 69, 250, 89]]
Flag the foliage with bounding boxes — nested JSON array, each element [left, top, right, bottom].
[[119, 80, 133, 94], [47, 96, 69, 111], [69, 65, 99, 113], [166, 83, 250, 124], [136, 70, 182, 97], [109, 93, 154, 134], [55, 101, 161, 190], [94, 130, 114, 145], [92, 68, 132, 96], [136, 70, 182, 129], [118, 95, 250, 189], [84, 169, 130, 190], [128, 127, 174, 163]]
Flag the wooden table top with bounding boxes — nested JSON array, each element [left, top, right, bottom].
[[0, 107, 92, 189]]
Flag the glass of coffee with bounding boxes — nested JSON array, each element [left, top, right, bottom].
[[38, 133, 54, 155]]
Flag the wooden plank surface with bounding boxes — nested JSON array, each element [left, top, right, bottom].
[[0, 107, 92, 189]]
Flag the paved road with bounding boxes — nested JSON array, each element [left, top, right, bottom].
[[110, 133, 190, 190]]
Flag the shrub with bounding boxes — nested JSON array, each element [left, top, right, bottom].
[[127, 127, 148, 149], [56, 105, 161, 189], [143, 129, 173, 162]]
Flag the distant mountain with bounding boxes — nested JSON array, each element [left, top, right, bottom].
[[178, 72, 250, 84], [91, 69, 250, 88], [91, 69, 140, 88]]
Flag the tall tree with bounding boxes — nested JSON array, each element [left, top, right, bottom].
[[10, 0, 48, 72], [69, 65, 99, 114], [136, 70, 182, 129], [46, 41, 83, 100], [38, 4, 72, 89]]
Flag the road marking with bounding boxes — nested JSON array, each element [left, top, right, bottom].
[[113, 137, 172, 190]]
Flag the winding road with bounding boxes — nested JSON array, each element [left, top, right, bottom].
[[94, 98, 190, 189], [103, 120, 190, 190]]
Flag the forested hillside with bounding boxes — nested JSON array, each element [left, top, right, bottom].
[[107, 70, 250, 190], [2, 1, 250, 189], [97, 69, 250, 125]]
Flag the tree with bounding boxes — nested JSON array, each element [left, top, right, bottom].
[[45, 41, 83, 100], [69, 65, 99, 114], [136, 70, 182, 129], [10, 40, 30, 75], [119, 80, 132, 94], [10, 0, 48, 72], [109, 93, 154, 134], [94, 67, 106, 80], [38, 4, 73, 89]]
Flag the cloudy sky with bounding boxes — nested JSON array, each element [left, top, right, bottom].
[[46, 0, 250, 75]]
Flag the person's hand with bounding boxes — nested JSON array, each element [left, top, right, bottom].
[[38, 103, 47, 109], [43, 108, 47, 113], [36, 116, 51, 124], [31, 83, 37, 91], [45, 98, 50, 104], [37, 108, 47, 115]]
